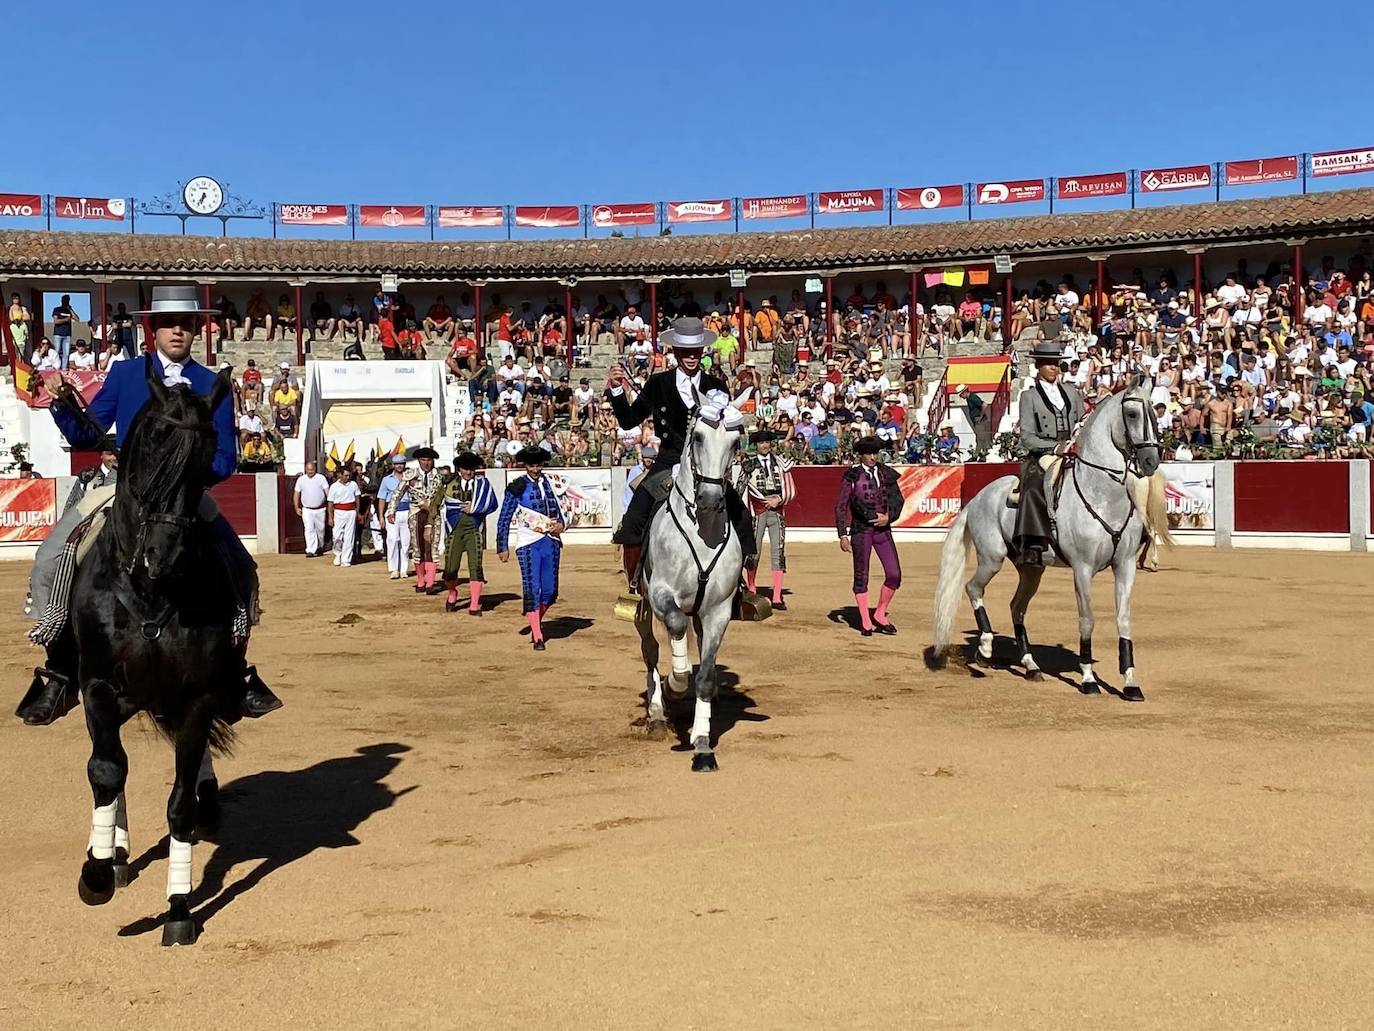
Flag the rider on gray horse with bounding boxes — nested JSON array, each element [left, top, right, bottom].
[[607, 316, 759, 609], [1012, 338, 1085, 566]]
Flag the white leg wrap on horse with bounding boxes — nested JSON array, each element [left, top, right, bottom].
[[670, 635, 690, 676], [691, 699, 712, 744], [1124, 666, 1136, 685], [1022, 654, 1038, 670], [198, 750, 215, 785], [167, 836, 193, 898], [114, 792, 130, 853], [1081, 663, 1096, 682], [89, 801, 117, 859], [648, 671, 665, 717], [979, 633, 994, 660]]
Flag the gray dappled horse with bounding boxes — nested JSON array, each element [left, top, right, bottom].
[[634, 402, 744, 772], [929, 377, 1170, 699]]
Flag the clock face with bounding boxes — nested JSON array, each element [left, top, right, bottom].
[[183, 176, 224, 215]]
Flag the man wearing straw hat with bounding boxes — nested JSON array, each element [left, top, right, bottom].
[[17, 284, 281, 726]]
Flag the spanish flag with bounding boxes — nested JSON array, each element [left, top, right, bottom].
[[12, 358, 37, 403]]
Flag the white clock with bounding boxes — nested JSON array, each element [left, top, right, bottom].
[[183, 175, 224, 215]]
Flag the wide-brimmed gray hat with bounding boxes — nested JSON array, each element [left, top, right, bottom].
[[660, 316, 716, 352], [1030, 340, 1064, 361], [134, 284, 217, 317]]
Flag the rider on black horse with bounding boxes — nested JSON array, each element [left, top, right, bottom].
[[16, 284, 282, 726], [608, 316, 760, 611]]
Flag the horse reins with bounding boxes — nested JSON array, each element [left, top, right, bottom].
[[667, 410, 735, 615], [1064, 393, 1161, 560]]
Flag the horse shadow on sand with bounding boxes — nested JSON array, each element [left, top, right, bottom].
[[636, 664, 769, 750], [926, 632, 1132, 699], [118, 742, 415, 939]]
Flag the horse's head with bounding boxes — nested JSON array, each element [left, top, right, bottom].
[[686, 395, 744, 545], [116, 358, 232, 579], [1115, 374, 1162, 477]]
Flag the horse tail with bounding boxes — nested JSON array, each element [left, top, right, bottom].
[[927, 507, 971, 670], [149, 713, 236, 757], [1145, 469, 1174, 549]]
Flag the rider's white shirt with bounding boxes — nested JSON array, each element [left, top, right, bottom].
[[675, 369, 703, 408]]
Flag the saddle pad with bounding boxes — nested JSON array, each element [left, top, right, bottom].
[[1008, 455, 1064, 508]]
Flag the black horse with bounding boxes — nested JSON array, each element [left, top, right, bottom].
[[72, 358, 250, 946]]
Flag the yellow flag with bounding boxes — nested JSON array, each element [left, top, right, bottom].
[[943, 268, 965, 287], [343, 439, 355, 463], [393, 435, 406, 456], [325, 442, 340, 474], [373, 437, 384, 462]]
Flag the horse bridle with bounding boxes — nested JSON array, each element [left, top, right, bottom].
[[1066, 391, 1161, 560], [667, 409, 738, 614]]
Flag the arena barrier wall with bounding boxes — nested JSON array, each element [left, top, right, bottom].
[[2, 463, 1371, 559]]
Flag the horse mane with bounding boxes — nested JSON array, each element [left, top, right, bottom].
[[118, 385, 217, 511]]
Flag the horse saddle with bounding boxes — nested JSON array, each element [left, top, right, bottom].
[[1007, 455, 1065, 508]]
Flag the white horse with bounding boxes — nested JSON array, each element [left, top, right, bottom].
[[634, 400, 744, 772], [929, 378, 1171, 699]]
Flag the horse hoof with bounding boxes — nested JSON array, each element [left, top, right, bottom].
[[161, 919, 198, 947], [1025, 669, 1045, 682], [1078, 680, 1101, 695], [78, 858, 115, 907], [1122, 685, 1145, 702], [691, 753, 719, 773], [644, 718, 669, 740]]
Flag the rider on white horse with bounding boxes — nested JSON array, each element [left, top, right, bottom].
[[607, 316, 760, 613], [1012, 337, 1084, 566]]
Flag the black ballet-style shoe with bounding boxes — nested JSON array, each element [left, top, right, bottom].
[[874, 620, 898, 635], [445, 600, 459, 613], [533, 639, 546, 651], [860, 627, 873, 637]]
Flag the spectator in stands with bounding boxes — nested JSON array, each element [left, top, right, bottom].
[[51, 294, 75, 368], [573, 377, 596, 425], [68, 339, 95, 371], [958, 294, 982, 339], [273, 400, 298, 439], [237, 408, 265, 444], [712, 322, 741, 374], [337, 295, 365, 344], [309, 292, 334, 341], [271, 367, 300, 418], [214, 294, 240, 345], [446, 324, 477, 377], [97, 338, 123, 372], [240, 358, 264, 410], [424, 295, 455, 340], [397, 319, 426, 360], [244, 291, 272, 340], [377, 309, 399, 359], [275, 293, 297, 341], [617, 305, 647, 351], [754, 299, 781, 350], [33, 337, 59, 372], [8, 293, 31, 359]]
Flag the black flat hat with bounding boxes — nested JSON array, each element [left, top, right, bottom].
[[749, 429, 777, 444], [454, 451, 483, 471], [412, 446, 440, 461], [516, 445, 552, 466], [854, 436, 884, 455]]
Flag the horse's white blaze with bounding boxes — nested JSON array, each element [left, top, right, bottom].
[[691, 698, 712, 744], [670, 635, 690, 676], [114, 792, 129, 853], [88, 800, 117, 859], [167, 836, 193, 898], [198, 750, 215, 785]]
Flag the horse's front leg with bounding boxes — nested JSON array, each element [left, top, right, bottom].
[[161, 712, 214, 947], [79, 679, 128, 906], [1113, 554, 1144, 702], [689, 604, 731, 773], [634, 601, 668, 738], [1072, 563, 1101, 695], [656, 594, 692, 700], [1009, 564, 1046, 681]]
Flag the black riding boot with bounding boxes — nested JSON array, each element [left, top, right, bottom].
[[241, 664, 282, 719], [15, 647, 79, 726]]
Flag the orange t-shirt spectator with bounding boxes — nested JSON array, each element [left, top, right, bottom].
[[378, 315, 399, 359]]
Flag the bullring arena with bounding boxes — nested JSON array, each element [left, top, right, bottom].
[[2, 536, 1372, 1028]]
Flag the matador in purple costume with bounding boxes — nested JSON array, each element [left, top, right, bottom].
[[834, 435, 905, 636]]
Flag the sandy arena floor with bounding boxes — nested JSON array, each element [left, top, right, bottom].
[[0, 541, 1370, 1030]]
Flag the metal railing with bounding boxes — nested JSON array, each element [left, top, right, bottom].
[[988, 363, 1012, 435]]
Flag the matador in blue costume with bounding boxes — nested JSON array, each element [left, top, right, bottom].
[[496, 445, 565, 650]]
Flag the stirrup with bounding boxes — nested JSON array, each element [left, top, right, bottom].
[[734, 589, 773, 622], [613, 590, 643, 623], [15, 667, 79, 726]]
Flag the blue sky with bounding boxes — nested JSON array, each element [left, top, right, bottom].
[[6, 0, 1370, 243]]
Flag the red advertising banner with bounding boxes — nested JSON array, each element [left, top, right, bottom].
[[591, 203, 656, 228], [53, 196, 125, 221], [1224, 156, 1298, 186], [1055, 171, 1128, 199], [666, 199, 732, 224], [0, 479, 57, 542], [975, 180, 1045, 205], [514, 206, 581, 228], [741, 194, 808, 220], [1138, 164, 1212, 193], [815, 189, 884, 215], [891, 466, 963, 528], [358, 205, 427, 228], [278, 203, 349, 226], [896, 185, 964, 210], [0, 193, 42, 217], [438, 205, 505, 228], [1311, 147, 1374, 178]]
